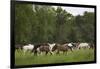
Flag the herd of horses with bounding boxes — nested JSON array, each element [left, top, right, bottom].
[[15, 42, 94, 55]]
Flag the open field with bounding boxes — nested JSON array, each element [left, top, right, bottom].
[[15, 49, 94, 66]]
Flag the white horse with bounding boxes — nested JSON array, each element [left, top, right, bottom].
[[77, 43, 90, 49], [23, 44, 34, 54]]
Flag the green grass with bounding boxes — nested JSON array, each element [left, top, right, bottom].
[[15, 49, 94, 66]]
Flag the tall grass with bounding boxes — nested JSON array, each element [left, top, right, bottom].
[[15, 49, 94, 66]]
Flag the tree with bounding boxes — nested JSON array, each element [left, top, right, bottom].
[[15, 3, 95, 45]]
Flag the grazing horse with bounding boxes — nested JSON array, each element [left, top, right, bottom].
[[77, 43, 90, 49], [31, 44, 41, 55], [37, 45, 51, 55], [89, 43, 95, 49], [52, 43, 72, 54], [23, 44, 34, 54], [32, 43, 52, 55], [15, 44, 23, 51]]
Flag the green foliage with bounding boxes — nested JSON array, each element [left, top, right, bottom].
[[74, 12, 95, 42], [15, 3, 95, 44]]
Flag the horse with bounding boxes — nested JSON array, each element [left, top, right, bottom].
[[31, 43, 43, 55], [77, 43, 90, 49], [67, 43, 75, 50], [68, 42, 80, 50], [23, 44, 34, 54], [15, 44, 23, 52], [37, 45, 52, 55], [32, 43, 52, 55], [89, 43, 95, 49], [52, 43, 72, 54]]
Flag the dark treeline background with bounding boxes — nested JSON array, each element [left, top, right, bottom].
[[15, 3, 95, 45]]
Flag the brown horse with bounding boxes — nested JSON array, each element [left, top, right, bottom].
[[52, 43, 73, 54], [89, 43, 95, 49], [31, 43, 52, 55], [31, 44, 41, 55], [38, 45, 52, 55]]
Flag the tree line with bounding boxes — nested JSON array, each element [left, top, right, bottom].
[[15, 3, 95, 45]]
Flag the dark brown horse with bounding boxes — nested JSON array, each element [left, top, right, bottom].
[[38, 45, 52, 55], [31, 44, 41, 55], [89, 43, 95, 49], [31, 43, 52, 55], [52, 43, 73, 54]]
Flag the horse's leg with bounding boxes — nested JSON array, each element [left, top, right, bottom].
[[79, 47, 81, 49], [50, 51, 54, 55], [16, 49, 21, 56], [45, 51, 48, 55], [15, 49, 18, 55], [40, 52, 43, 56], [17, 49, 19, 52], [64, 50, 68, 55], [20, 48, 23, 55], [30, 50, 33, 55], [34, 51, 36, 55], [69, 47, 73, 52], [88, 46, 91, 49], [71, 47, 74, 51], [66, 51, 68, 55], [89, 46, 91, 49], [34, 50, 38, 56], [63, 51, 66, 54], [56, 50, 59, 54], [49, 51, 52, 55], [38, 51, 40, 55], [92, 46, 94, 49], [84, 47, 86, 49], [19, 49, 22, 56], [23, 50, 26, 56]]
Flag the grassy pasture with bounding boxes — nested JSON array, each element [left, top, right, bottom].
[[15, 49, 94, 66]]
